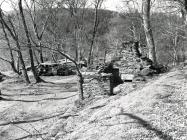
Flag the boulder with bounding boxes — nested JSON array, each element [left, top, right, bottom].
[[121, 73, 134, 82], [133, 75, 146, 82], [140, 67, 155, 76], [151, 64, 168, 74], [113, 86, 121, 94], [37, 62, 76, 76]]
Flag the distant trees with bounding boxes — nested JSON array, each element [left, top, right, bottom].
[[122, 0, 187, 65], [164, 0, 187, 24], [24, 0, 50, 64], [64, 0, 89, 62], [122, 0, 157, 65], [88, 0, 104, 65], [159, 0, 187, 64]]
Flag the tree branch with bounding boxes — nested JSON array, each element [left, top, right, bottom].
[[0, 57, 11, 63]]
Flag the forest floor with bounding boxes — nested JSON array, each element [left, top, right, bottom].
[[0, 66, 187, 140]]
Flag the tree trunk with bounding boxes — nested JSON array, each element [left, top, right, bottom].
[[77, 74, 84, 100], [0, 18, 21, 75], [33, 48, 40, 65], [181, 9, 187, 25], [142, 0, 157, 65], [0, 8, 30, 83], [181, 46, 186, 62], [104, 50, 107, 63], [19, 0, 43, 83], [181, 0, 187, 25], [18, 48, 30, 84], [181, 1, 187, 61], [74, 31, 78, 62], [17, 54, 20, 73], [39, 42, 44, 63], [56, 49, 84, 100], [173, 35, 180, 65]]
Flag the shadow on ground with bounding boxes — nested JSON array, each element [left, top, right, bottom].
[[0, 94, 77, 103], [0, 108, 77, 126], [15, 133, 48, 140], [119, 113, 173, 140]]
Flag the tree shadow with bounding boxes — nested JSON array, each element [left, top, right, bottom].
[[38, 83, 76, 88], [103, 121, 137, 127], [155, 94, 172, 100], [1, 92, 54, 97], [0, 94, 77, 103], [1, 88, 77, 97], [42, 94, 77, 101], [0, 110, 68, 126], [15, 133, 47, 140], [120, 113, 174, 140], [90, 104, 106, 110], [0, 97, 39, 102]]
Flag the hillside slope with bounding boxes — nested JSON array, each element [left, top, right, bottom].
[[0, 67, 186, 140], [53, 67, 187, 140]]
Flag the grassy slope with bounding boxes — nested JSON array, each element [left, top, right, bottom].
[[57, 67, 187, 140]]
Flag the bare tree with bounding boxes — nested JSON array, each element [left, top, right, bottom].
[[24, 0, 53, 63], [163, 0, 187, 24], [34, 0, 85, 100], [56, 49, 84, 100], [142, 0, 157, 65], [40, 44, 85, 100], [87, 0, 104, 66], [160, 0, 187, 63], [18, 0, 43, 83], [0, 9, 30, 84], [65, 0, 88, 62], [0, 18, 21, 74]]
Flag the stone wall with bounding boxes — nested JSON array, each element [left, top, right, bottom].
[[83, 74, 113, 98], [119, 49, 141, 74]]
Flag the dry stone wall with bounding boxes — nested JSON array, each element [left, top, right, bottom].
[[119, 49, 141, 74], [83, 74, 113, 98]]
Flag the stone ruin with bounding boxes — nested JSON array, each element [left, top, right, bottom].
[[119, 41, 147, 74], [82, 63, 124, 99], [116, 41, 167, 81], [81, 41, 168, 100], [83, 73, 113, 98]]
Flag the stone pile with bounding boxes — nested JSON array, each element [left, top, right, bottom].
[[119, 50, 141, 74], [116, 45, 167, 81], [83, 73, 113, 98], [37, 62, 76, 76]]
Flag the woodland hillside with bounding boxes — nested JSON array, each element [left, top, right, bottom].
[[0, 4, 187, 71], [0, 0, 187, 140]]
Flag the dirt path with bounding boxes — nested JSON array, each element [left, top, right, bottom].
[[0, 76, 78, 140]]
